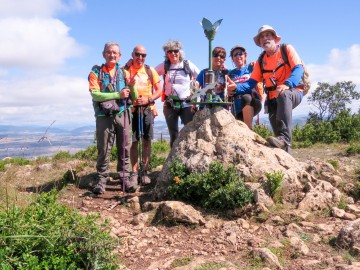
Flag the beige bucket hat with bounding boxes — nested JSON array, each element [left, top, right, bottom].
[[253, 25, 281, 47]]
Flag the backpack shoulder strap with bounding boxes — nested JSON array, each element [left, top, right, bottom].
[[182, 59, 193, 78], [257, 51, 266, 74], [144, 64, 153, 86], [280, 43, 290, 67], [164, 59, 171, 76]]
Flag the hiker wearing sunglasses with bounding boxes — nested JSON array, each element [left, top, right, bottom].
[[155, 40, 200, 147], [230, 25, 304, 153], [125, 45, 162, 186], [227, 45, 263, 129], [89, 42, 137, 194], [196, 46, 235, 106]]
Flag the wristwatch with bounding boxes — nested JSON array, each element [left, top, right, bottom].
[[148, 97, 154, 104]]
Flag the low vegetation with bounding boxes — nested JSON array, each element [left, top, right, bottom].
[[168, 160, 253, 210], [0, 190, 120, 270]]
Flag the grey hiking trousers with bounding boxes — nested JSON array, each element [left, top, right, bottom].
[[268, 89, 302, 146], [96, 110, 132, 187]]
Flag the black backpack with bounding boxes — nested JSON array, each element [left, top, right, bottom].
[[163, 59, 193, 79]]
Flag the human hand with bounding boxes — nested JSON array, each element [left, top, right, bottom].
[[128, 76, 136, 86], [276, 84, 289, 97], [228, 90, 236, 97], [136, 95, 148, 106], [120, 87, 130, 99]]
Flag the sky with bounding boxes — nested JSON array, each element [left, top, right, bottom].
[[1, 0, 360, 129]]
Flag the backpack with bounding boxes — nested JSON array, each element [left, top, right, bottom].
[[162, 59, 193, 101], [258, 43, 311, 95], [123, 63, 154, 88], [164, 59, 192, 78]]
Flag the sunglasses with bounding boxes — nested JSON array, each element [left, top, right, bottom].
[[232, 51, 245, 57], [213, 53, 225, 59], [134, 52, 147, 58], [167, 49, 179, 54]]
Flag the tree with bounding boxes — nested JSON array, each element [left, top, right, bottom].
[[307, 81, 360, 121]]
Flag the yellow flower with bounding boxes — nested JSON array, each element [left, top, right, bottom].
[[173, 176, 181, 184]]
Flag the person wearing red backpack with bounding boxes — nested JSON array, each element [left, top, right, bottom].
[[229, 25, 304, 153]]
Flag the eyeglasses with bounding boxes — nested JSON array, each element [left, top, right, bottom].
[[134, 52, 147, 58], [167, 49, 179, 54], [213, 53, 225, 59], [232, 52, 245, 57]]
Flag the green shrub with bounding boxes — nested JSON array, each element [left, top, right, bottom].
[[73, 145, 97, 161], [0, 157, 30, 172], [148, 140, 170, 170], [327, 159, 339, 169], [168, 160, 253, 210], [293, 111, 360, 145], [263, 171, 284, 203], [346, 143, 360, 155], [0, 190, 120, 269], [253, 124, 273, 139], [53, 151, 72, 161]]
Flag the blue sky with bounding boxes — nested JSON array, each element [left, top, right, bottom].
[[1, 0, 359, 128]]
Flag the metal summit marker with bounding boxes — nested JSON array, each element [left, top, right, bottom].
[[201, 17, 222, 71], [189, 18, 230, 107]]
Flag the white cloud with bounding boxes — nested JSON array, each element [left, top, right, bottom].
[[0, 75, 94, 126], [294, 44, 360, 115], [0, 17, 84, 70], [0, 0, 85, 18]]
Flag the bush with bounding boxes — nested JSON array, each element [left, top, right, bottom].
[[0, 157, 30, 172], [53, 151, 72, 161], [263, 170, 283, 203], [74, 145, 97, 161], [346, 143, 360, 155], [293, 111, 360, 146], [253, 124, 273, 139], [0, 190, 120, 269], [168, 160, 253, 210], [149, 140, 170, 170]]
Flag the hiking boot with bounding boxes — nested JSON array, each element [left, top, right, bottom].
[[93, 184, 105, 195], [125, 174, 138, 193], [267, 136, 287, 150], [141, 171, 151, 185]]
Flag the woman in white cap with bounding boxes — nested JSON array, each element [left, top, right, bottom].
[[229, 25, 304, 153], [227, 45, 263, 129]]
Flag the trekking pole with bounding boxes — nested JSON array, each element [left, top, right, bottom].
[[122, 95, 127, 194], [139, 105, 144, 185], [137, 106, 142, 185]]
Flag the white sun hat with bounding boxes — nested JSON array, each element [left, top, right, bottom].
[[253, 25, 281, 47]]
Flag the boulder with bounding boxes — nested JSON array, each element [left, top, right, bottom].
[[154, 108, 309, 202]]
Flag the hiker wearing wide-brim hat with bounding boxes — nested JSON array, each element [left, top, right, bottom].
[[229, 25, 306, 154], [253, 25, 281, 47]]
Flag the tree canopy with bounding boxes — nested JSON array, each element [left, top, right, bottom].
[[307, 81, 360, 121]]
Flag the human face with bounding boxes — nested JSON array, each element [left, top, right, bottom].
[[103, 45, 121, 67], [259, 31, 276, 51], [212, 51, 225, 70], [166, 49, 180, 64], [132, 46, 147, 68], [232, 49, 246, 68]]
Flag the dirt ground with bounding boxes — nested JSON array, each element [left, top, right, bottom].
[[55, 144, 360, 270]]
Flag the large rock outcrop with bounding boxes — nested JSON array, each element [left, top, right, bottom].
[[153, 107, 340, 210]]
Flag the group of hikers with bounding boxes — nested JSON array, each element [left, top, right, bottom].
[[88, 25, 307, 195]]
